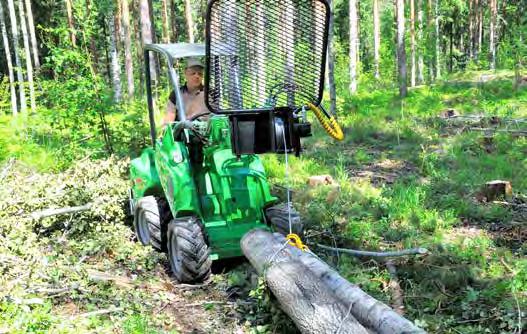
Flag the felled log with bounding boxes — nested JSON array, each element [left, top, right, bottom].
[[241, 230, 426, 334]]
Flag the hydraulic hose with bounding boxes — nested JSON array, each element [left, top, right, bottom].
[[306, 102, 344, 141]]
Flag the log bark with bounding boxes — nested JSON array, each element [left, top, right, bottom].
[[241, 230, 426, 334]]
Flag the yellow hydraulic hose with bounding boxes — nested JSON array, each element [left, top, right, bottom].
[[306, 102, 344, 141]]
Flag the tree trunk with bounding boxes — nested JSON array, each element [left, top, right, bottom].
[[170, 0, 178, 41], [241, 230, 427, 334], [478, 1, 483, 57], [65, 0, 76, 47], [184, 0, 194, 43], [328, 0, 337, 116], [434, 0, 440, 79], [18, 0, 35, 112], [489, 0, 497, 70], [410, 0, 416, 87], [121, 0, 134, 98], [0, 0, 17, 115], [469, 0, 474, 58], [373, 0, 380, 79], [108, 15, 122, 102], [427, 0, 434, 81], [417, 0, 424, 83], [7, 0, 26, 113], [161, 0, 170, 43], [349, 0, 358, 93], [86, 0, 99, 74], [24, 0, 38, 69], [396, 0, 407, 97], [139, 0, 156, 83]]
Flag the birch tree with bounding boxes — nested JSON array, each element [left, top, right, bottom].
[[18, 0, 35, 111], [140, 0, 156, 83], [410, 0, 416, 86], [434, 0, 440, 79], [109, 14, 122, 102], [121, 0, 134, 97], [489, 0, 497, 70], [65, 0, 76, 47], [417, 0, 424, 83], [373, 0, 380, 79], [184, 0, 194, 43], [328, 0, 337, 115], [161, 0, 170, 43], [0, 0, 17, 115], [349, 0, 358, 93], [396, 0, 408, 97], [7, 0, 27, 113], [24, 0, 38, 69]]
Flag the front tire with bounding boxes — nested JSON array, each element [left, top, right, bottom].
[[265, 203, 304, 237], [133, 196, 170, 251], [167, 217, 211, 283]]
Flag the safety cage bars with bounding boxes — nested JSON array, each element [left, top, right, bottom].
[[205, 0, 330, 114]]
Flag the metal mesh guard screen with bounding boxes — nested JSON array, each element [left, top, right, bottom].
[[205, 0, 329, 113]]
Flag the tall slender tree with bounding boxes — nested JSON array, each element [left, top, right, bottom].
[[7, 0, 26, 113], [417, 0, 424, 83], [161, 0, 170, 42], [109, 14, 122, 102], [0, 0, 17, 115], [18, 0, 35, 111], [139, 0, 156, 83], [65, 0, 76, 47], [373, 0, 380, 79], [349, 0, 358, 93], [328, 0, 337, 115], [121, 0, 134, 98], [410, 0, 416, 86], [184, 0, 194, 43], [170, 0, 178, 41], [489, 0, 497, 69], [24, 0, 38, 69], [396, 0, 407, 97], [434, 0, 440, 79]]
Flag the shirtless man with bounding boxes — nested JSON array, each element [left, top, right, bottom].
[[163, 58, 209, 125]]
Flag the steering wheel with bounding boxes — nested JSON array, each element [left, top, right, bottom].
[[189, 111, 212, 121]]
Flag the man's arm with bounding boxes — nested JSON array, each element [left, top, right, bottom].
[[163, 99, 176, 126]]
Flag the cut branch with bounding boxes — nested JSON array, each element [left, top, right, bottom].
[[30, 203, 93, 220]]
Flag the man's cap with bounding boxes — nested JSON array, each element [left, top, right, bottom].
[[185, 57, 204, 69]]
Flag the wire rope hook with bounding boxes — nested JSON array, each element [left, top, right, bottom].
[[286, 233, 309, 251]]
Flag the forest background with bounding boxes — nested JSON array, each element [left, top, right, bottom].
[[0, 0, 526, 333]]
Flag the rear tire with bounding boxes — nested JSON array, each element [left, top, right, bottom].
[[265, 203, 304, 237], [133, 196, 171, 252], [167, 217, 212, 283]]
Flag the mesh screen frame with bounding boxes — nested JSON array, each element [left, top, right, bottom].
[[205, 0, 330, 114]]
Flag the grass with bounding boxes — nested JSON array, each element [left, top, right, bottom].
[[0, 71, 525, 333], [262, 72, 527, 333]]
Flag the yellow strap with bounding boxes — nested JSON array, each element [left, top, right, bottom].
[[307, 102, 344, 141], [286, 233, 309, 251]]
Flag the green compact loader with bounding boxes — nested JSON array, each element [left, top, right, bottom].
[[129, 0, 343, 283]]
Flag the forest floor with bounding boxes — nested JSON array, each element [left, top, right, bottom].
[[0, 71, 525, 333]]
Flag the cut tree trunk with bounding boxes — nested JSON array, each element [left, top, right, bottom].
[[18, 0, 36, 112], [241, 230, 426, 334], [7, 0, 27, 113], [0, 0, 18, 115]]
